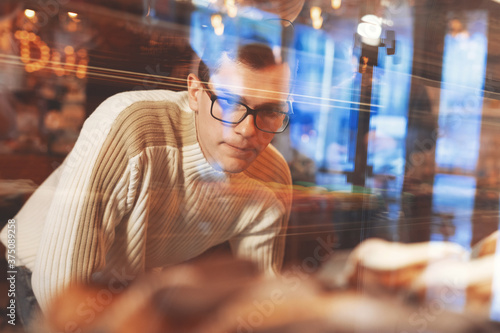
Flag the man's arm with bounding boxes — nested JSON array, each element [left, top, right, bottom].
[[228, 179, 292, 276], [234, 144, 292, 275], [31, 95, 143, 312]]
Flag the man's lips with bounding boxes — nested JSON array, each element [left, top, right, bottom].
[[223, 142, 255, 153]]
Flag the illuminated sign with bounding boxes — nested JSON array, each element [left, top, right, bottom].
[[14, 30, 88, 78]]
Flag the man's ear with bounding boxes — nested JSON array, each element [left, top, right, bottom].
[[187, 73, 202, 112]]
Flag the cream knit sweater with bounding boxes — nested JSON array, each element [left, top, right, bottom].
[[0, 90, 292, 312]]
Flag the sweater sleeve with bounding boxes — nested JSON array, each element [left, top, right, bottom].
[[31, 104, 141, 312], [229, 195, 289, 276], [235, 144, 293, 275]]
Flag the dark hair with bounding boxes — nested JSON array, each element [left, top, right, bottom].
[[197, 43, 278, 84]]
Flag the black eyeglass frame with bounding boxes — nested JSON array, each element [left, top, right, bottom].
[[201, 83, 293, 134]]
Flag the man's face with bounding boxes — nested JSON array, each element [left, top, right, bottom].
[[188, 56, 291, 173]]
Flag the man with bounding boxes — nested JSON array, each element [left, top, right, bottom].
[[0, 7, 297, 326]]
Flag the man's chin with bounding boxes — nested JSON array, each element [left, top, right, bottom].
[[219, 157, 253, 174]]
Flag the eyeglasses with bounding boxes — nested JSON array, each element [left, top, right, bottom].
[[202, 83, 293, 134]]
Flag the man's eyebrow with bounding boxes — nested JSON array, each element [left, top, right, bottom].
[[215, 87, 243, 100], [254, 102, 290, 112], [214, 86, 291, 107]]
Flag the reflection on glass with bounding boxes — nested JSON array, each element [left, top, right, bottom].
[[436, 11, 488, 171], [290, 19, 356, 183], [432, 174, 475, 248], [432, 10, 488, 251], [190, 7, 283, 75], [367, 3, 413, 208]]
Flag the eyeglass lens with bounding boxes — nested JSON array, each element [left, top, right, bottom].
[[212, 97, 290, 133]]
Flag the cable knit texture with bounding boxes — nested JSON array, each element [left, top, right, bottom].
[[0, 90, 292, 312]]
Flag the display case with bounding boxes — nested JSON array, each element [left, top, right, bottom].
[[1, 0, 499, 332]]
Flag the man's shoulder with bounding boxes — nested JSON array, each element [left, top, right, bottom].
[[93, 90, 190, 121], [78, 90, 192, 159]]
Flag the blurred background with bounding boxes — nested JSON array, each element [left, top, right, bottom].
[[0, 0, 500, 326]]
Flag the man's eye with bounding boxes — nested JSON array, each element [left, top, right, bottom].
[[260, 105, 289, 116], [218, 97, 241, 111], [260, 109, 276, 116], [262, 111, 282, 119]]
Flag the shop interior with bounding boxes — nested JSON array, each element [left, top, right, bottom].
[[1, 0, 500, 332]]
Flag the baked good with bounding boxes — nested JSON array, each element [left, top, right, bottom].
[[339, 238, 468, 291], [41, 253, 498, 333], [410, 254, 495, 316]]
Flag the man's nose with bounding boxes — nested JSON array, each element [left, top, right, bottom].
[[234, 114, 258, 138]]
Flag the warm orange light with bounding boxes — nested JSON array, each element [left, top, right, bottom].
[[225, 0, 237, 17], [14, 30, 89, 78], [211, 14, 222, 28], [67, 12, 78, 19], [214, 24, 224, 36], [64, 45, 74, 55], [52, 51, 65, 76], [310, 7, 323, 29], [310, 7, 322, 20], [66, 55, 75, 64], [227, 6, 237, 17], [76, 59, 88, 79], [312, 17, 323, 30], [20, 30, 29, 40], [24, 9, 36, 19], [211, 14, 224, 35], [332, 0, 341, 10]]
